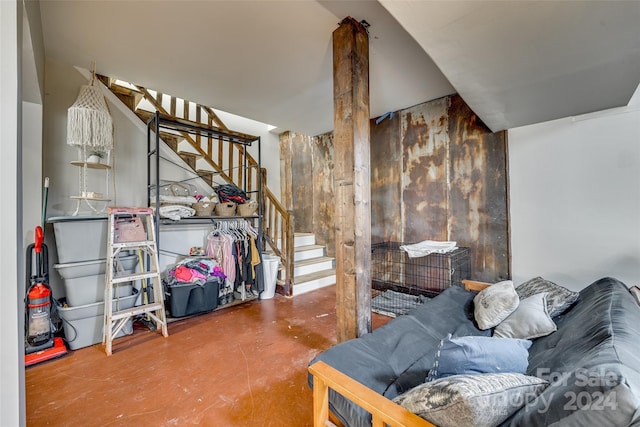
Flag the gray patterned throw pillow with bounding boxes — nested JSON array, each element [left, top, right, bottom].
[[393, 373, 549, 427], [473, 280, 519, 330], [515, 277, 579, 317]]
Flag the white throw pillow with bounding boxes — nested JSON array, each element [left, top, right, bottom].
[[494, 292, 557, 339], [473, 280, 519, 330]]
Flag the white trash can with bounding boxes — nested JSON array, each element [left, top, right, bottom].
[[261, 254, 280, 299]]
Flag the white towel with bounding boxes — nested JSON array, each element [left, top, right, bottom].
[[399, 240, 457, 258], [159, 205, 196, 221]]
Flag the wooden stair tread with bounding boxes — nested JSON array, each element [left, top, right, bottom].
[[136, 109, 155, 122], [108, 83, 144, 97], [295, 244, 325, 252], [294, 268, 336, 282], [294, 256, 334, 267], [178, 151, 203, 158]]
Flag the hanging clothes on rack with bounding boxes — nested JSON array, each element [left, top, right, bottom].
[[245, 221, 264, 295], [207, 230, 235, 285], [207, 220, 263, 302]]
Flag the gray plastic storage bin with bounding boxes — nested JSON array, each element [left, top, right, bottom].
[[57, 289, 138, 350], [49, 215, 109, 263], [53, 254, 138, 306]]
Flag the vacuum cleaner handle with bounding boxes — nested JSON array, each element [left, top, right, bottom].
[[35, 226, 43, 253], [32, 226, 49, 281]]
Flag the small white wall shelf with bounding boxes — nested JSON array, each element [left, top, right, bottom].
[[71, 149, 112, 215]]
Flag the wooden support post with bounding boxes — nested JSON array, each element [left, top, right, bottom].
[[333, 17, 371, 341]]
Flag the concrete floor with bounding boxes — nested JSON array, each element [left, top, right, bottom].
[[26, 285, 390, 426]]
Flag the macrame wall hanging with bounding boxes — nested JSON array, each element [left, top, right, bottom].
[[67, 63, 116, 215], [67, 64, 114, 152]]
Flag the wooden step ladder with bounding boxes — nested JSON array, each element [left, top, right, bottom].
[[103, 207, 168, 356]]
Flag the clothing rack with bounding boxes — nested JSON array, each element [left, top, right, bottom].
[[207, 219, 263, 303], [209, 219, 258, 238], [146, 111, 262, 252], [146, 112, 264, 313]]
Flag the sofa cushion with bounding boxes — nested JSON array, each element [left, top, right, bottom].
[[515, 276, 579, 317], [427, 335, 532, 381], [473, 280, 519, 330], [309, 285, 488, 427], [502, 277, 640, 426], [493, 292, 557, 340], [394, 373, 549, 427]]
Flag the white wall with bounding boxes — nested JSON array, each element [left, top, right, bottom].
[[1, 1, 23, 425], [23, 101, 43, 246], [509, 106, 640, 290]]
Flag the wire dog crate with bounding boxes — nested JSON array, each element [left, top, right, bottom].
[[370, 242, 471, 317]]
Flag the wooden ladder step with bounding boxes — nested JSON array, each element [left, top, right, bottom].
[[111, 303, 165, 321], [111, 240, 156, 249], [110, 271, 162, 284]]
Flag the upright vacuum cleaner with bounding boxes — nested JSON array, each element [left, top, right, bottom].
[[24, 226, 67, 366], [25, 178, 67, 366]]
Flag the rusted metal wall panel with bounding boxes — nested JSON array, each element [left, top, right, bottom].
[[370, 113, 402, 244], [282, 95, 509, 282], [288, 132, 315, 234], [401, 98, 450, 242], [448, 95, 509, 282], [312, 132, 336, 257], [281, 131, 336, 257]]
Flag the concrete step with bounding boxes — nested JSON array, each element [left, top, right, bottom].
[[294, 256, 334, 277], [294, 244, 325, 261], [291, 269, 336, 296]]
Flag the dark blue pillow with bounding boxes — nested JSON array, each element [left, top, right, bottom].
[[427, 334, 532, 381]]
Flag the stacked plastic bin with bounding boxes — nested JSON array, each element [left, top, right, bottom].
[[49, 216, 138, 350]]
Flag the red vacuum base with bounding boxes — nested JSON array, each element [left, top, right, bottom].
[[25, 337, 68, 367]]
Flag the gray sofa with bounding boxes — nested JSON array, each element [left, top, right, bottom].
[[309, 277, 640, 426]]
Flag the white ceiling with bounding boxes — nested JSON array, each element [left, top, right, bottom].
[[39, 0, 640, 135]]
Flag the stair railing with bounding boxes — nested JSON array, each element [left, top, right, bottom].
[[261, 169, 295, 296], [99, 76, 295, 293]]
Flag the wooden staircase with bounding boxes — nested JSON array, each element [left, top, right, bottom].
[[97, 75, 297, 295], [277, 233, 336, 296]]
